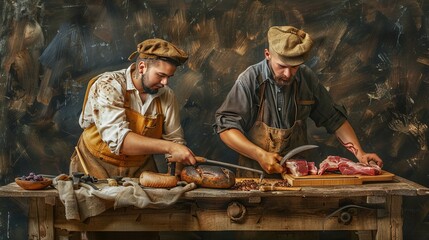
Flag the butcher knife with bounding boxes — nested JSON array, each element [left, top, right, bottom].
[[279, 145, 319, 166], [195, 156, 265, 181]]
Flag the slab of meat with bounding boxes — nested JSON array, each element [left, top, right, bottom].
[[318, 155, 381, 176], [285, 160, 309, 177], [283, 160, 318, 177], [338, 161, 381, 176], [318, 156, 352, 175]]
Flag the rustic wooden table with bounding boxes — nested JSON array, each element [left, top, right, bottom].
[[0, 175, 428, 240]]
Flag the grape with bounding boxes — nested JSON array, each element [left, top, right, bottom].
[[21, 172, 44, 181]]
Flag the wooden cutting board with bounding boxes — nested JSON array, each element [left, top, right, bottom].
[[282, 170, 395, 187]]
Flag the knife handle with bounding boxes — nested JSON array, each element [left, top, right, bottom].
[[195, 156, 207, 163]]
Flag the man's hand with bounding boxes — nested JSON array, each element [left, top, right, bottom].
[[256, 151, 284, 174], [167, 142, 197, 165], [357, 152, 383, 167]]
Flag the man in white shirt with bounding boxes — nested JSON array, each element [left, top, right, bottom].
[[70, 38, 196, 178]]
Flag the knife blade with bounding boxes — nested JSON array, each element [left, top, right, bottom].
[[279, 145, 319, 166], [195, 156, 265, 181]]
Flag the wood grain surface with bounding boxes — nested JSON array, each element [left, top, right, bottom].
[[282, 170, 395, 187]]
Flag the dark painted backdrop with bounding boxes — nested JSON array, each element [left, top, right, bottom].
[[0, 0, 428, 239]]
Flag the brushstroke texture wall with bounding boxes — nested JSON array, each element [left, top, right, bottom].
[[0, 0, 428, 239]]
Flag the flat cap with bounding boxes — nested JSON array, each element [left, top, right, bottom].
[[128, 38, 188, 66], [268, 26, 313, 66]]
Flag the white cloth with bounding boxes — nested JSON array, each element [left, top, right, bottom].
[[56, 180, 196, 221]]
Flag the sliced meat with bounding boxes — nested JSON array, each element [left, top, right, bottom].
[[307, 162, 318, 175], [318, 156, 352, 175], [338, 161, 381, 176], [284, 160, 309, 177], [283, 159, 318, 177], [318, 155, 382, 175]]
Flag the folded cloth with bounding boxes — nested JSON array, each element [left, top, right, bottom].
[[56, 180, 80, 220], [115, 181, 196, 209], [55, 179, 197, 221]]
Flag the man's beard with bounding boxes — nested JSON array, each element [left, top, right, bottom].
[[267, 60, 294, 86], [140, 73, 158, 94], [274, 75, 294, 86]]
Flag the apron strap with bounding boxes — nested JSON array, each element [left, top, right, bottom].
[[255, 74, 299, 124], [256, 74, 266, 122], [155, 97, 163, 116], [293, 81, 298, 123]]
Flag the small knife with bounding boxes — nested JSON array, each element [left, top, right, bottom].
[[279, 145, 319, 166]]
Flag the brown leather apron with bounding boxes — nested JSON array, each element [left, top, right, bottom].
[[70, 75, 163, 179], [237, 79, 308, 178]]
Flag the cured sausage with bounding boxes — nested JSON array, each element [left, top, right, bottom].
[[180, 165, 236, 189], [139, 171, 178, 188]]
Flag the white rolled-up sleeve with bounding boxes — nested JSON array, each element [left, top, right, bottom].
[[86, 74, 132, 155]]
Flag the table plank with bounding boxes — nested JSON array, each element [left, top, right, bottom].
[[1, 176, 428, 199], [53, 196, 378, 232], [1, 175, 427, 240]]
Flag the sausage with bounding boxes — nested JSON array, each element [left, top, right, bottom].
[[139, 171, 178, 188], [180, 165, 236, 189]]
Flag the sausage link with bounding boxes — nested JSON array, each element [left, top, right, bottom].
[[139, 171, 178, 188]]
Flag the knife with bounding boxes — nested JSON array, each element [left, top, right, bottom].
[[279, 145, 319, 166], [195, 156, 265, 182]]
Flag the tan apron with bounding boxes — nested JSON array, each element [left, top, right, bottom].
[[237, 79, 308, 178], [70, 75, 163, 179]]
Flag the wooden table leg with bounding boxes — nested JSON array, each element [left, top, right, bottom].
[[376, 195, 403, 240], [28, 197, 54, 240]]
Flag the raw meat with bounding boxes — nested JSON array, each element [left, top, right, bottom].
[[318, 156, 352, 175], [285, 160, 308, 177], [284, 160, 318, 177], [338, 161, 381, 176], [318, 155, 382, 176], [307, 162, 318, 175]]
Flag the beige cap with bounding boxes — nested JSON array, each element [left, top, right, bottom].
[[268, 26, 313, 66], [128, 38, 188, 66]]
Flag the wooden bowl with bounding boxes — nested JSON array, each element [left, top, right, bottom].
[[15, 177, 53, 190]]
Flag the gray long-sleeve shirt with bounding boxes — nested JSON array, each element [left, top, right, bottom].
[[214, 59, 347, 135]]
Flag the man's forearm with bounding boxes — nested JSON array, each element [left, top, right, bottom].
[[120, 132, 172, 155], [219, 128, 264, 161], [334, 121, 364, 158]]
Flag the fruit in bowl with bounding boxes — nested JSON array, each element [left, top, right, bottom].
[[15, 173, 53, 190]]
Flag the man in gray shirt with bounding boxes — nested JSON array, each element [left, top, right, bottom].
[[214, 26, 383, 178]]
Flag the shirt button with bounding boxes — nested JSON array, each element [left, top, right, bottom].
[[278, 108, 281, 111]]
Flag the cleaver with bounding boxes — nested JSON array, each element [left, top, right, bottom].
[[279, 145, 319, 166]]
